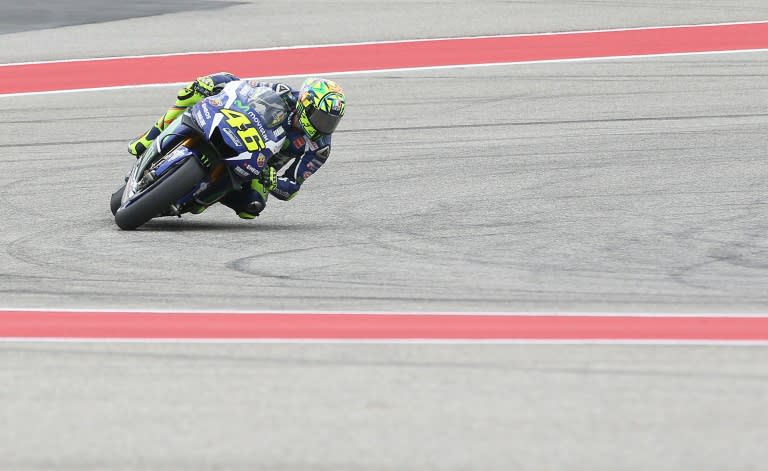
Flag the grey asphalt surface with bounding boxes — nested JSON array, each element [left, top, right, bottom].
[[2, 343, 768, 471], [2, 57, 767, 313], [1, 1, 768, 470], [0, 0, 243, 35]]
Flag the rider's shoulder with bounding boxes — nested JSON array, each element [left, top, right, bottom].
[[307, 134, 332, 159], [313, 134, 332, 147], [241, 80, 295, 95], [237, 81, 297, 103]]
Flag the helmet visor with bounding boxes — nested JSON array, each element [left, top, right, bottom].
[[307, 108, 342, 135]]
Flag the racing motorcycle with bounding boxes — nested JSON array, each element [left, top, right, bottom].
[[110, 81, 289, 230]]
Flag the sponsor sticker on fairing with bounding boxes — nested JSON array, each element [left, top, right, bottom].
[[248, 113, 267, 136], [193, 181, 210, 197], [222, 127, 242, 146], [166, 146, 187, 159]]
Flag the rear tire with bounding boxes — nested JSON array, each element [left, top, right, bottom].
[[114, 158, 206, 230]]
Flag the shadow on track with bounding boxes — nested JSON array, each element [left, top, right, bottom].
[[111, 217, 325, 233]]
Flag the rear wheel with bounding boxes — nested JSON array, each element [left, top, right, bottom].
[[114, 158, 206, 230]]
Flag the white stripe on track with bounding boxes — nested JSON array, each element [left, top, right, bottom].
[[1, 307, 767, 317], [3, 337, 768, 345]]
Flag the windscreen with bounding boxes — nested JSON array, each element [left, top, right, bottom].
[[243, 86, 289, 129]]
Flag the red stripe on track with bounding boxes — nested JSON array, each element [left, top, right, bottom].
[[2, 311, 768, 341], [2, 22, 768, 95]]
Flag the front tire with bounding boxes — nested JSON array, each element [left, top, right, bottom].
[[114, 158, 206, 230], [110, 184, 126, 216]]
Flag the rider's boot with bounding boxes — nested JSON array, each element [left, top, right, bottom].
[[127, 103, 189, 157], [188, 203, 208, 214], [126, 85, 207, 157], [128, 123, 162, 157]]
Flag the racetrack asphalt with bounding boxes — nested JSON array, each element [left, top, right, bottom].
[[0, 0, 244, 35], [1, 1, 768, 469]]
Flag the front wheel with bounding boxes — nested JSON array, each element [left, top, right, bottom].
[[110, 184, 125, 215], [114, 158, 206, 230]]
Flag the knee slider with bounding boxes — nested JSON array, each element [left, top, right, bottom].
[[246, 200, 265, 215], [236, 200, 265, 219]]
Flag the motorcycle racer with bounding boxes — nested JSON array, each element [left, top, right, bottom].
[[128, 72, 346, 219]]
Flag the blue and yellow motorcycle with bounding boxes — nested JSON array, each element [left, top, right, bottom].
[[111, 81, 288, 230]]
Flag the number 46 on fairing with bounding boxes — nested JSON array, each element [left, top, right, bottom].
[[220, 108, 266, 152]]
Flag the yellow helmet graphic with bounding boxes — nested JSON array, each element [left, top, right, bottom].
[[296, 78, 346, 140]]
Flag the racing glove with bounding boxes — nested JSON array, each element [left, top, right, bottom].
[[259, 166, 277, 192], [191, 76, 217, 97]]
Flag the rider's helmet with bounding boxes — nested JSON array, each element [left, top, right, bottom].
[[295, 78, 346, 140]]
